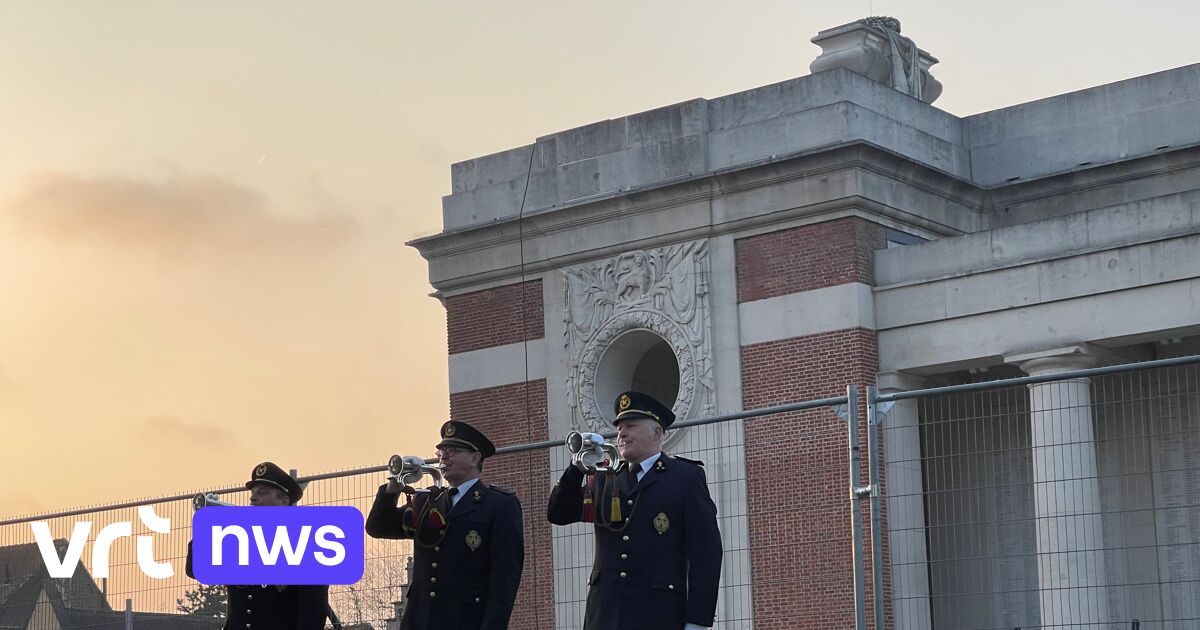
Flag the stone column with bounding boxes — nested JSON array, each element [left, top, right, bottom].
[[878, 371, 933, 630], [1007, 346, 1109, 627]]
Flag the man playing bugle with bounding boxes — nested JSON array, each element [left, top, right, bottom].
[[366, 420, 524, 630], [548, 391, 722, 630], [185, 461, 331, 630]]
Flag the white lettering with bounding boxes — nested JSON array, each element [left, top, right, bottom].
[[32, 508, 174, 580], [31, 521, 91, 579], [313, 526, 346, 566], [135, 506, 173, 578], [252, 525, 310, 566], [211, 525, 250, 566], [91, 521, 132, 578]]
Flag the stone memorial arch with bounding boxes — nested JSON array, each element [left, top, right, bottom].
[[412, 16, 1200, 629]]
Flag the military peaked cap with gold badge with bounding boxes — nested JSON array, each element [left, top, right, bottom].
[[245, 461, 304, 503], [613, 390, 676, 429], [436, 420, 497, 458]]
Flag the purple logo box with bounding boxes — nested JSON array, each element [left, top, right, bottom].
[[191, 506, 364, 585]]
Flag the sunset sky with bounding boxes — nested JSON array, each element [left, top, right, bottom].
[[2, 1, 1196, 516]]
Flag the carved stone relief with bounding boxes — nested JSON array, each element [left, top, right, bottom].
[[563, 239, 714, 433]]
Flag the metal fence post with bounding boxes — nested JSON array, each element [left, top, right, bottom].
[[125, 598, 133, 630], [846, 383, 867, 630], [867, 385, 885, 630]]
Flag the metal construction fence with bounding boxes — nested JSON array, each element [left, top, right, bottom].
[[2, 354, 1199, 629], [877, 356, 1200, 630], [0, 394, 855, 630]]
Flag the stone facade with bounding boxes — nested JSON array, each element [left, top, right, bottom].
[[411, 20, 1200, 628]]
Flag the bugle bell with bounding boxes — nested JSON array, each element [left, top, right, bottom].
[[387, 454, 445, 488], [192, 493, 236, 510], [565, 431, 621, 474]]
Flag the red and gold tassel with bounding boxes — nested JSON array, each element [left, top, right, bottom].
[[610, 474, 622, 523], [582, 474, 596, 523], [427, 507, 446, 531], [401, 496, 418, 532]]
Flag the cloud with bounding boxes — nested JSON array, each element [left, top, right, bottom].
[[1, 172, 358, 260], [138, 415, 235, 448]]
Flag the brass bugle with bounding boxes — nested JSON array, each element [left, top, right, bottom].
[[565, 431, 621, 474], [192, 493, 236, 510], [387, 454, 446, 488]]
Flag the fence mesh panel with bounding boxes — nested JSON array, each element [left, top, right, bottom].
[[883, 363, 1200, 629]]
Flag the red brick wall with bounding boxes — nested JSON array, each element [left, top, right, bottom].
[[737, 217, 890, 629], [450, 380, 551, 630], [445, 280, 544, 354], [741, 331, 887, 629], [444, 279, 551, 630], [735, 217, 886, 302]]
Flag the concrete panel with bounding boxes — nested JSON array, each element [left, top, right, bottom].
[[707, 104, 851, 170], [450, 144, 537, 194], [986, 152, 1200, 228], [878, 278, 1200, 373], [875, 230, 995, 286], [1137, 236, 1200, 286], [705, 70, 855, 131], [878, 190, 1200, 287], [988, 212, 1090, 263], [845, 106, 970, 176], [879, 233, 1200, 331], [709, 234, 745, 416], [943, 265, 1043, 318], [874, 280, 947, 330], [1086, 191, 1197, 242], [542, 272, 574, 442], [738, 282, 875, 346], [855, 166, 979, 234], [710, 164, 855, 225], [965, 64, 1200, 186], [448, 339, 547, 393]]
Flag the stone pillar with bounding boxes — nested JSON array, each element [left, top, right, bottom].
[[878, 371, 932, 630], [1007, 346, 1109, 627]]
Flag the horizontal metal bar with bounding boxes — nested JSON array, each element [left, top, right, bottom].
[[0, 395, 848, 526], [494, 395, 849, 455], [877, 353, 1200, 402]]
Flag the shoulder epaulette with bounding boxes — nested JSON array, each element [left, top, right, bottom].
[[672, 455, 705, 467]]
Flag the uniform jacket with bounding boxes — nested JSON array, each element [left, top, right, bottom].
[[547, 453, 723, 630], [365, 480, 524, 630], [184, 543, 330, 630]]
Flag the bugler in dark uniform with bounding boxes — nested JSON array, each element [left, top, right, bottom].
[[366, 420, 524, 630], [185, 461, 331, 630], [548, 392, 723, 630]]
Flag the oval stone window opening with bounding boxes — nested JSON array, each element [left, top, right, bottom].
[[595, 329, 680, 424]]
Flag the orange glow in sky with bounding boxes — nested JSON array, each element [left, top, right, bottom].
[[2, 1, 1197, 516]]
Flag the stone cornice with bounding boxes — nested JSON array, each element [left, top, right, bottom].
[[409, 142, 978, 259]]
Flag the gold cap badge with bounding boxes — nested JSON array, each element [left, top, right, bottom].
[[618, 394, 631, 412]]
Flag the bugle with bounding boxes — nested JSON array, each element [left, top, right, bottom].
[[192, 493, 236, 510], [565, 431, 621, 474], [387, 454, 445, 488]]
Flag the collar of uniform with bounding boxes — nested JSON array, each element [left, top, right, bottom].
[[632, 452, 664, 478], [453, 478, 479, 498]]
